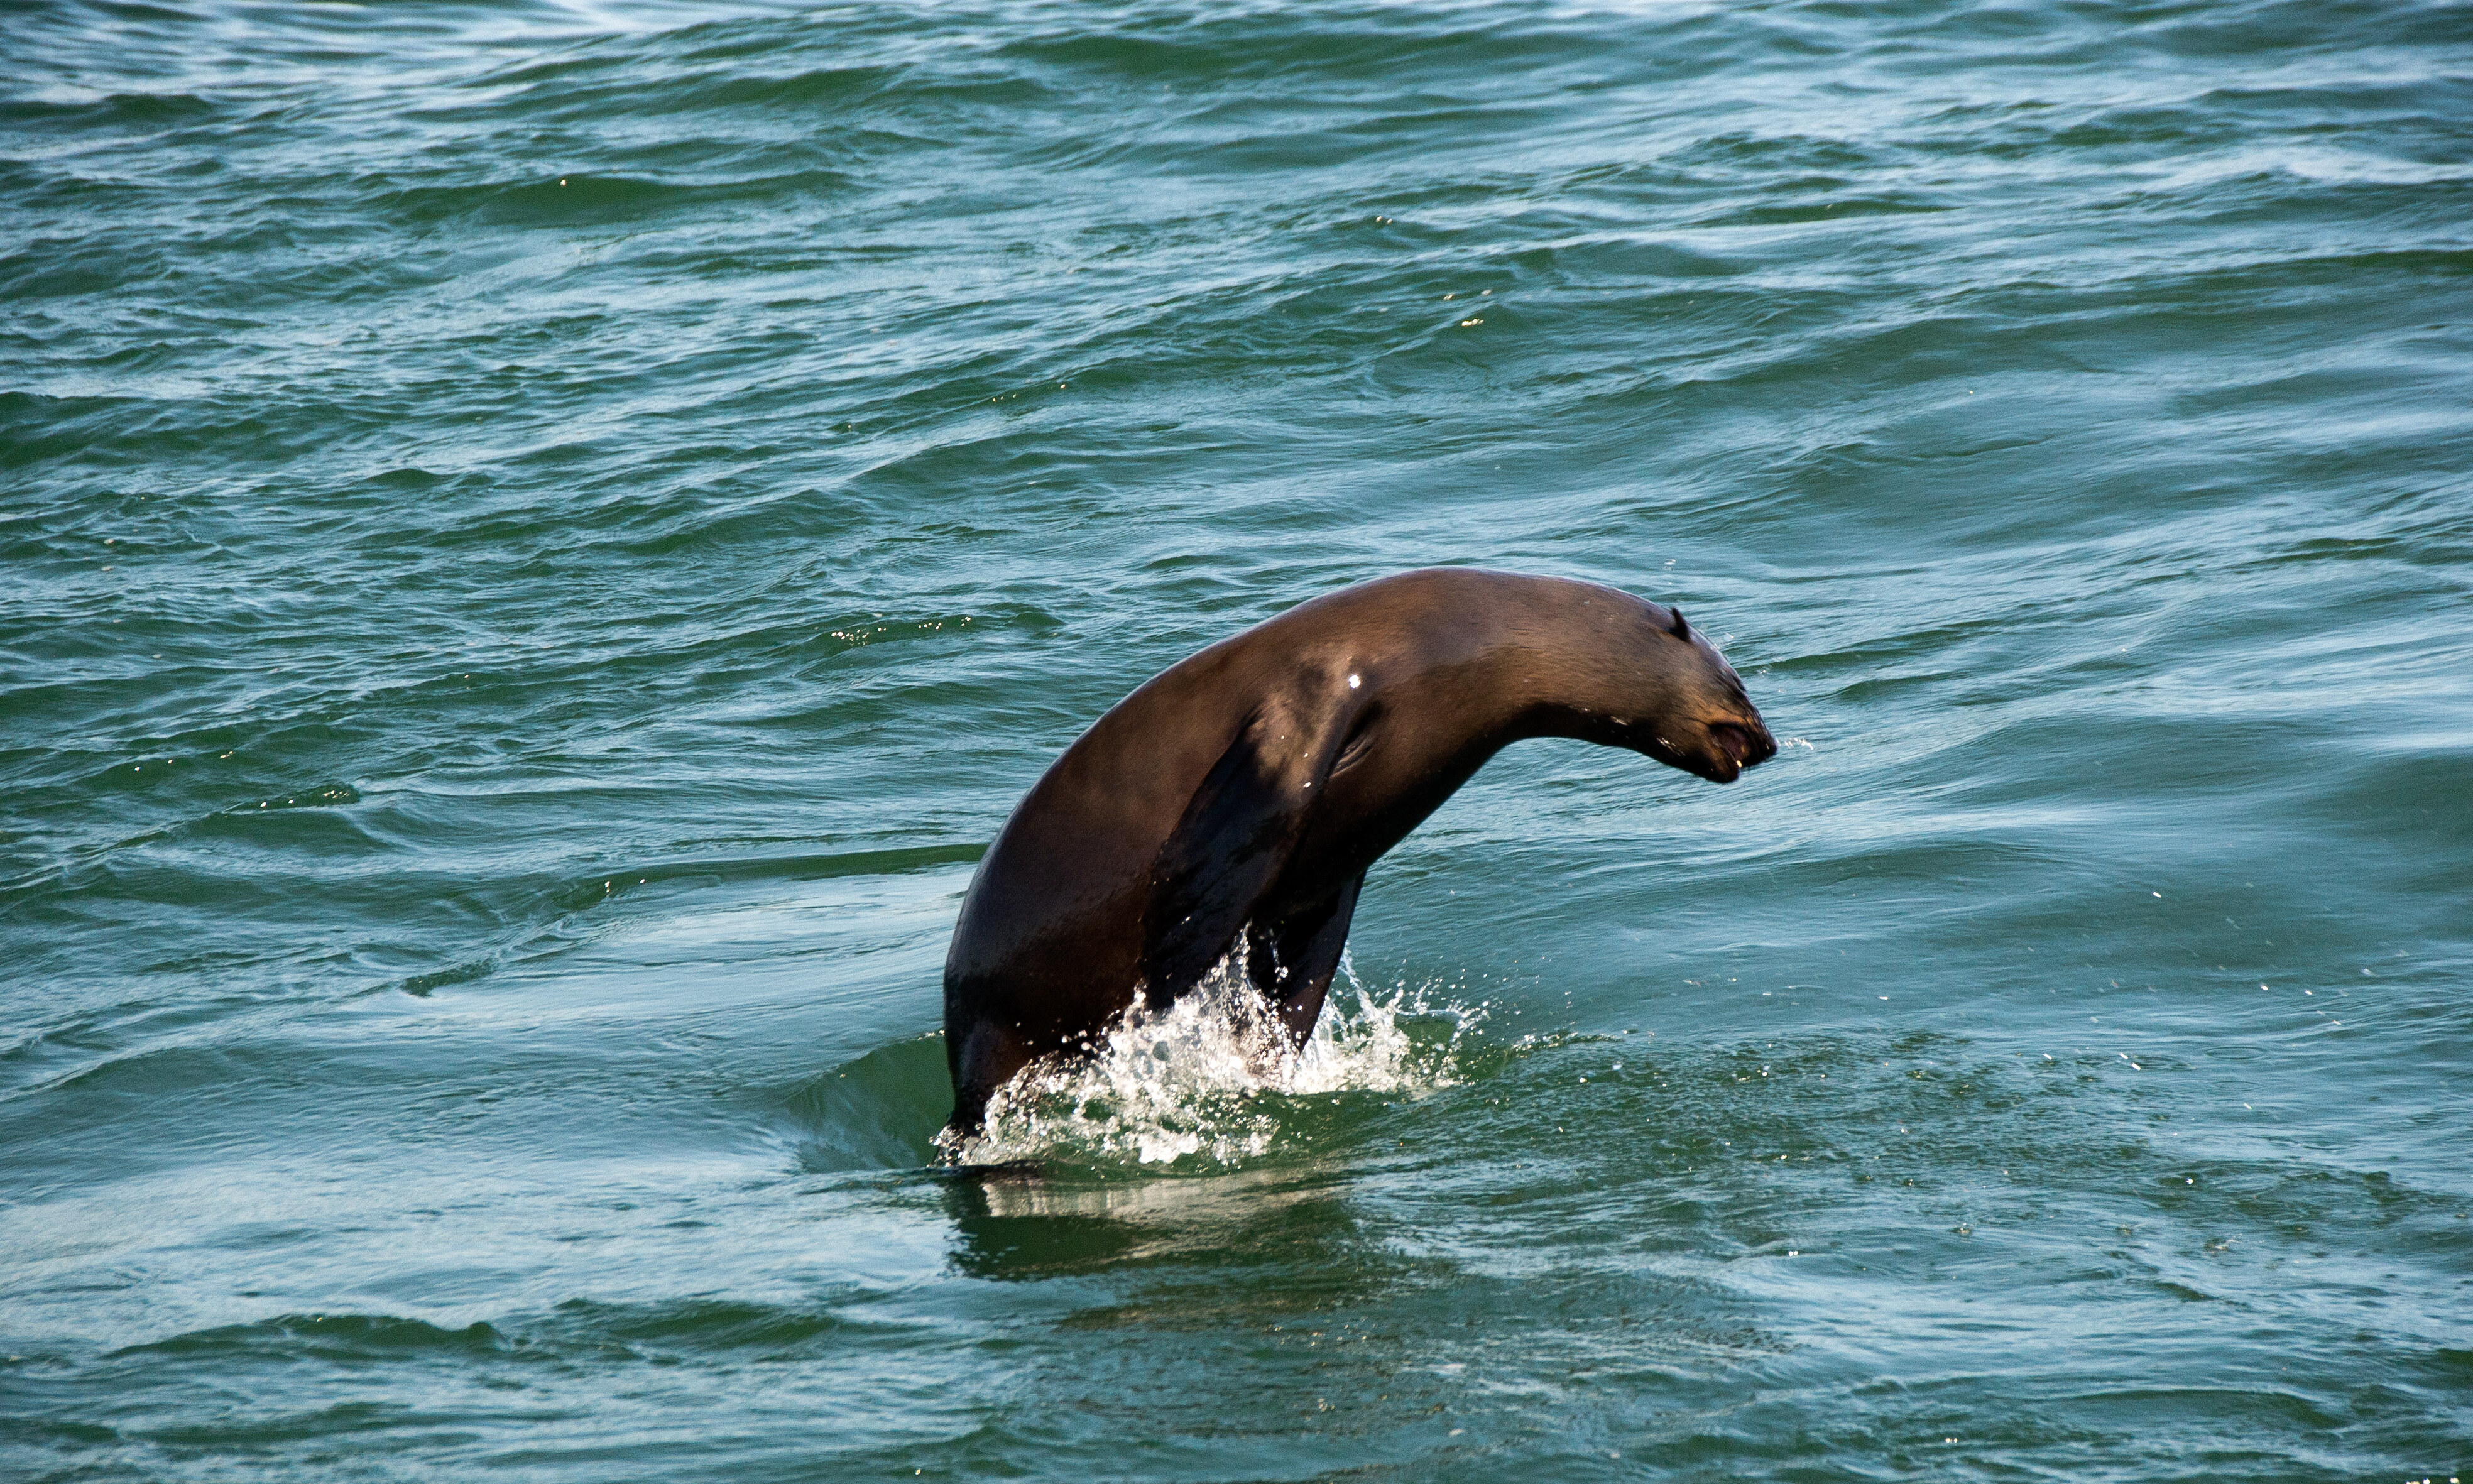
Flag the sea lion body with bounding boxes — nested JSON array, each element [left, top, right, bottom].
[[942, 568, 1774, 1135]]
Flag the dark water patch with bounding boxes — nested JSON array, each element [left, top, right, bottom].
[[231, 782, 361, 812], [548, 842, 985, 915], [0, 90, 222, 133], [382, 169, 860, 232], [527, 1294, 923, 1357], [116, 1313, 515, 1363], [400, 958, 495, 997], [783, 1032, 949, 1172], [0, 393, 148, 468]]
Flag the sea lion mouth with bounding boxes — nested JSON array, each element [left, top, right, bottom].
[[1703, 721, 1773, 782]]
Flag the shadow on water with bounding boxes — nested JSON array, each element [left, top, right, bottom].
[[937, 1166, 1147, 1279]]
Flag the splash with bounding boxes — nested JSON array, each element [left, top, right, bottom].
[[936, 953, 1482, 1170]]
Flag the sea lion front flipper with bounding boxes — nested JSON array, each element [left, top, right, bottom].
[[1245, 873, 1362, 1045], [1142, 696, 1345, 1008]]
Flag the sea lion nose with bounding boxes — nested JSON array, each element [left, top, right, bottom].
[[1746, 720, 1777, 767]]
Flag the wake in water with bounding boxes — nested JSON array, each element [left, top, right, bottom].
[[936, 953, 1482, 1169]]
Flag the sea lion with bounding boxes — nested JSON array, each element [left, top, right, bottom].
[[941, 567, 1776, 1137]]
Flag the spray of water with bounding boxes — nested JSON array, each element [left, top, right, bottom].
[[936, 951, 1483, 1169]]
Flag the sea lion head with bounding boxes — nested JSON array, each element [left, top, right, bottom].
[[1587, 599, 1777, 785]]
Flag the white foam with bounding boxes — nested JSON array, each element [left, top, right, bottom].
[[936, 952, 1482, 1169]]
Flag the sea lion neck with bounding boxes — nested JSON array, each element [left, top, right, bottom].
[[1428, 574, 1769, 782], [1289, 579, 1693, 861], [1458, 578, 1705, 753]]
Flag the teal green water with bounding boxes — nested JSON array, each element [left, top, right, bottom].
[[6, 0, 2472, 1477]]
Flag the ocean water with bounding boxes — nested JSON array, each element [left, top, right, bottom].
[[4, 0, 2470, 1477]]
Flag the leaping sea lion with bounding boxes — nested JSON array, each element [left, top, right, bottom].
[[941, 567, 1776, 1138]]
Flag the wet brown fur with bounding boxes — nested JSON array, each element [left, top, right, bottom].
[[942, 569, 1776, 1136]]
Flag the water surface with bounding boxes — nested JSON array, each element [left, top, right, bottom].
[[5, 0, 2471, 1478]]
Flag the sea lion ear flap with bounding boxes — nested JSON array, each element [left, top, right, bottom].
[[1668, 606, 1690, 640]]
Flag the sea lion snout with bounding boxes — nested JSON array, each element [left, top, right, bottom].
[[1700, 717, 1776, 783]]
